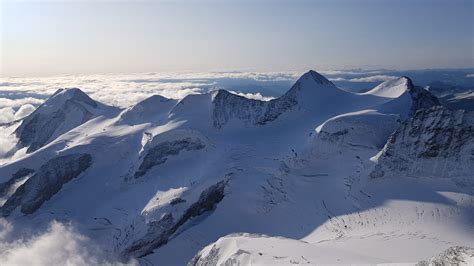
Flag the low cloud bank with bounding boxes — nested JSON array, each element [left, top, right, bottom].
[[0, 219, 136, 266], [0, 71, 297, 123], [1, 69, 473, 123]]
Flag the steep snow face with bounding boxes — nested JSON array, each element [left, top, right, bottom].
[[363, 76, 411, 98], [375, 77, 440, 118], [14, 88, 119, 153], [371, 106, 474, 185], [0, 153, 92, 216]]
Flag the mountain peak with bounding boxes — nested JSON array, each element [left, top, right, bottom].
[[48, 88, 97, 108], [14, 87, 113, 153], [363, 76, 412, 98], [301, 70, 334, 86]]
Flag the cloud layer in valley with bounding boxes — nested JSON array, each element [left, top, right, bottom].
[[1, 69, 473, 124], [0, 219, 136, 266]]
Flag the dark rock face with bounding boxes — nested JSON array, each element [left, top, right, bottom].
[[417, 246, 474, 266], [134, 138, 205, 178], [371, 106, 474, 182], [0, 153, 92, 216], [15, 88, 97, 153], [0, 168, 35, 198], [405, 77, 441, 116], [122, 180, 227, 259], [170, 197, 186, 206], [212, 88, 298, 128], [188, 245, 221, 266]]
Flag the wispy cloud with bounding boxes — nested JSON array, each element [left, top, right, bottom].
[[348, 75, 399, 82], [0, 219, 136, 266], [229, 91, 274, 101]]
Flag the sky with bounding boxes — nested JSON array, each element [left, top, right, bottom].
[[1, 0, 473, 77]]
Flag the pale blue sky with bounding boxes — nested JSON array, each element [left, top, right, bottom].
[[1, 0, 473, 76]]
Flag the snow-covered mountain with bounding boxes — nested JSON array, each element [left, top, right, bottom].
[[14, 88, 119, 153], [0, 70, 472, 265]]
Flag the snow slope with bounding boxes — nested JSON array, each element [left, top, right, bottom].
[[0, 70, 471, 265], [14, 88, 120, 153]]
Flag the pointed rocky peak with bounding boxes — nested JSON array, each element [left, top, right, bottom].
[[407, 83, 440, 115], [401, 76, 414, 90], [212, 89, 232, 101], [298, 70, 335, 86], [286, 70, 340, 98]]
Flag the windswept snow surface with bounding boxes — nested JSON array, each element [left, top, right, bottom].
[[0, 70, 471, 265]]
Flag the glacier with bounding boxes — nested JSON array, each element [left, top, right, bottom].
[[0, 70, 472, 265]]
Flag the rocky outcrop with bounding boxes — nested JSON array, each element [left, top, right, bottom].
[[371, 106, 474, 184], [417, 246, 474, 266], [406, 78, 440, 116], [122, 180, 227, 259], [212, 88, 297, 128], [0, 153, 92, 216], [0, 168, 34, 198], [135, 138, 206, 178]]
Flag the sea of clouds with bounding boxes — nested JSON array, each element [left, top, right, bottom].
[[1, 69, 473, 124]]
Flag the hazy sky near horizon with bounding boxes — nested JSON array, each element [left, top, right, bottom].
[[1, 0, 473, 77]]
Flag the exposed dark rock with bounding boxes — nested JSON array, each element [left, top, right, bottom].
[[0, 168, 35, 198], [122, 180, 227, 259], [170, 197, 186, 206], [417, 246, 474, 266], [212, 86, 298, 128], [188, 245, 221, 266], [405, 77, 441, 116], [15, 88, 98, 153], [0, 153, 92, 216], [371, 106, 474, 182], [134, 138, 205, 178]]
